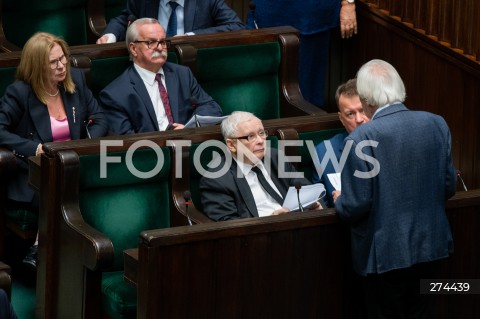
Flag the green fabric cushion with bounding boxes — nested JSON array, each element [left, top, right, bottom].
[[298, 128, 346, 181], [78, 148, 171, 319], [195, 42, 281, 120], [102, 271, 136, 319], [4, 209, 38, 231], [3, 0, 89, 47], [78, 148, 171, 271], [105, 0, 126, 21], [0, 67, 16, 97]]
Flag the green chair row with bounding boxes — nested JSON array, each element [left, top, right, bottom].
[[0, 0, 125, 52], [28, 113, 343, 318]]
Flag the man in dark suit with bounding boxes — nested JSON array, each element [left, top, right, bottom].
[[333, 59, 456, 318], [312, 78, 368, 207], [97, 0, 245, 44], [99, 18, 222, 134], [200, 111, 322, 221]]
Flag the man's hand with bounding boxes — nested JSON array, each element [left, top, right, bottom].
[[272, 207, 290, 216], [340, 2, 357, 39], [96, 35, 110, 44], [307, 201, 323, 211], [172, 123, 185, 130], [332, 190, 341, 203]]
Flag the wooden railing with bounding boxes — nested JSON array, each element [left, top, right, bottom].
[[361, 0, 480, 63]]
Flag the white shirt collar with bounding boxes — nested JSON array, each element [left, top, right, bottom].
[[133, 63, 164, 86]]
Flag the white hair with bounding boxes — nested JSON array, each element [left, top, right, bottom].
[[221, 111, 258, 139], [356, 59, 406, 108]]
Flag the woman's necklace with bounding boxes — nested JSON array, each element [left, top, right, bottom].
[[46, 89, 60, 97]]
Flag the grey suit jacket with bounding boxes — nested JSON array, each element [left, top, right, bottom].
[[200, 148, 312, 221], [99, 62, 222, 135], [335, 103, 456, 276], [103, 0, 245, 41]]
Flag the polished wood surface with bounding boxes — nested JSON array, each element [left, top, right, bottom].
[[352, 2, 480, 190], [361, 0, 480, 62], [125, 189, 480, 319]]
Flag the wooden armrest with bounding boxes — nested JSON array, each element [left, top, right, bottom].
[[0, 261, 12, 299], [279, 34, 326, 117], [87, 0, 107, 38], [168, 141, 214, 226], [58, 150, 114, 271]]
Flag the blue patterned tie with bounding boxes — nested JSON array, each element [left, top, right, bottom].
[[166, 1, 179, 37]]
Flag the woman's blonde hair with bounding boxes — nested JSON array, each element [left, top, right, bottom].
[[16, 32, 75, 105]]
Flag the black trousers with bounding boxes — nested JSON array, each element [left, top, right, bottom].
[[361, 261, 439, 319]]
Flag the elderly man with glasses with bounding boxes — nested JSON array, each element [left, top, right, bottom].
[[200, 111, 323, 221], [99, 18, 222, 134]]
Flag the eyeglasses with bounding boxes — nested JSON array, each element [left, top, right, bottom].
[[49, 55, 68, 69], [133, 39, 171, 49], [233, 129, 269, 143]]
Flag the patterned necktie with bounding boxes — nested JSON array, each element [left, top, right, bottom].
[[251, 166, 283, 204], [166, 1, 179, 37], [155, 73, 174, 125]]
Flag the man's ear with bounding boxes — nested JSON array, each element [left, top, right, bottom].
[[226, 138, 237, 154], [129, 42, 137, 57]]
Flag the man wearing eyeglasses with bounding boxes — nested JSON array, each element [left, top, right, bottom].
[[99, 18, 222, 134], [200, 111, 322, 221]]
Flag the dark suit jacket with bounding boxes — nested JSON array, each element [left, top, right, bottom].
[[99, 62, 222, 135], [0, 69, 108, 202], [103, 0, 245, 41], [335, 103, 456, 276], [312, 131, 348, 207], [200, 148, 312, 221]]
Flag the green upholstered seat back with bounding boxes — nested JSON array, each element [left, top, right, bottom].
[[105, 0, 125, 21], [90, 56, 131, 98], [78, 147, 171, 271], [3, 0, 89, 47], [0, 67, 16, 97], [190, 136, 278, 214], [91, 52, 178, 97], [195, 42, 281, 120], [297, 128, 346, 182]]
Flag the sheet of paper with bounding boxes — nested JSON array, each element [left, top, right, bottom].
[[282, 183, 326, 211], [327, 173, 341, 191], [184, 114, 228, 129]]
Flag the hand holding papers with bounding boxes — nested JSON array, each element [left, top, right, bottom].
[[327, 173, 341, 191], [184, 114, 228, 129], [282, 183, 326, 212]]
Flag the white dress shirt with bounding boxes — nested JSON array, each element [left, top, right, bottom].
[[133, 64, 170, 130], [235, 158, 283, 217]]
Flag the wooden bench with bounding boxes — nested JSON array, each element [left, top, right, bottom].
[[127, 189, 480, 319], [29, 113, 341, 318], [69, 26, 322, 118]]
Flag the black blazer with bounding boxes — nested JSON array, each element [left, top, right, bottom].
[[200, 148, 312, 221], [0, 69, 108, 202]]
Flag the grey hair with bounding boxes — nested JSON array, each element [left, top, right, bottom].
[[221, 111, 259, 139], [125, 18, 161, 59], [356, 59, 406, 108]]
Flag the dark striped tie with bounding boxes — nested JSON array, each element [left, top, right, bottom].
[[155, 73, 174, 125]]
